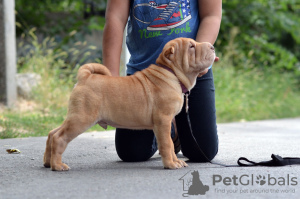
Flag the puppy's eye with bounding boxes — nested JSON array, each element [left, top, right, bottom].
[[190, 45, 195, 48]]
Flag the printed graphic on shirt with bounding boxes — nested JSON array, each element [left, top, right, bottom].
[[133, 0, 192, 32]]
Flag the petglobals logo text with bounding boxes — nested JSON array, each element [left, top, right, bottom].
[[213, 174, 298, 186], [212, 173, 298, 195], [179, 171, 298, 197]]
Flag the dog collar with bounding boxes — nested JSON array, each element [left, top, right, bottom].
[[157, 64, 189, 94]]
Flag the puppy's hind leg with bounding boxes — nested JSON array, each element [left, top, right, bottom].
[[50, 116, 95, 171], [44, 126, 62, 168]]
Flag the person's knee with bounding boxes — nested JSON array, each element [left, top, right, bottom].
[[183, 140, 219, 162], [184, 147, 218, 162], [116, 146, 154, 162], [115, 128, 157, 162]]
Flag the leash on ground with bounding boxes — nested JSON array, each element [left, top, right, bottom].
[[184, 93, 300, 167]]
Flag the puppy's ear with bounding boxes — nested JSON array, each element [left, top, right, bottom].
[[164, 46, 175, 59]]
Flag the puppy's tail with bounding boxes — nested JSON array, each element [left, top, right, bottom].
[[77, 63, 112, 82]]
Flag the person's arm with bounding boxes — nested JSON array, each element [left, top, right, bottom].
[[196, 0, 222, 45], [102, 0, 130, 76], [196, 0, 222, 76]]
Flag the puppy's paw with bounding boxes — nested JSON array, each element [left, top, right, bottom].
[[51, 163, 70, 171], [43, 155, 51, 168], [172, 155, 188, 168], [175, 159, 188, 167], [163, 161, 184, 169], [44, 162, 51, 168]]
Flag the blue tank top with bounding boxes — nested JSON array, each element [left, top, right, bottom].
[[126, 0, 200, 74]]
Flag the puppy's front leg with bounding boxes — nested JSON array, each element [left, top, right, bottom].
[[153, 123, 185, 169]]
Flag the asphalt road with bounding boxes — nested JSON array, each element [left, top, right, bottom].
[[1, 118, 300, 199]]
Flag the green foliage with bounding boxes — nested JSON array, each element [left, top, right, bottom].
[[2, 0, 299, 138], [219, 0, 300, 75], [16, 0, 82, 35], [0, 31, 110, 139], [1, 31, 300, 138], [17, 28, 101, 107], [17, 28, 101, 75], [16, 0, 106, 37], [16, 0, 106, 72]]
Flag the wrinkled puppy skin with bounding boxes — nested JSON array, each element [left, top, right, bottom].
[[43, 38, 215, 171]]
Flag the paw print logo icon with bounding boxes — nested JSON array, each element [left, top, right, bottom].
[[256, 175, 266, 185]]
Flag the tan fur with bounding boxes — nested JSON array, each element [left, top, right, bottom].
[[43, 38, 215, 171]]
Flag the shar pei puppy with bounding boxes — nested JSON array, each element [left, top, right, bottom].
[[43, 38, 216, 171]]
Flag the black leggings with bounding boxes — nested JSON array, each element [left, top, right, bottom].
[[115, 69, 218, 162]]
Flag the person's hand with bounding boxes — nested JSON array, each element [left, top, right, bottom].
[[198, 56, 219, 77]]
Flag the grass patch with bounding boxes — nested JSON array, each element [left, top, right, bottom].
[[0, 110, 65, 138], [2, 63, 299, 138], [214, 64, 300, 122], [0, 109, 114, 139]]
